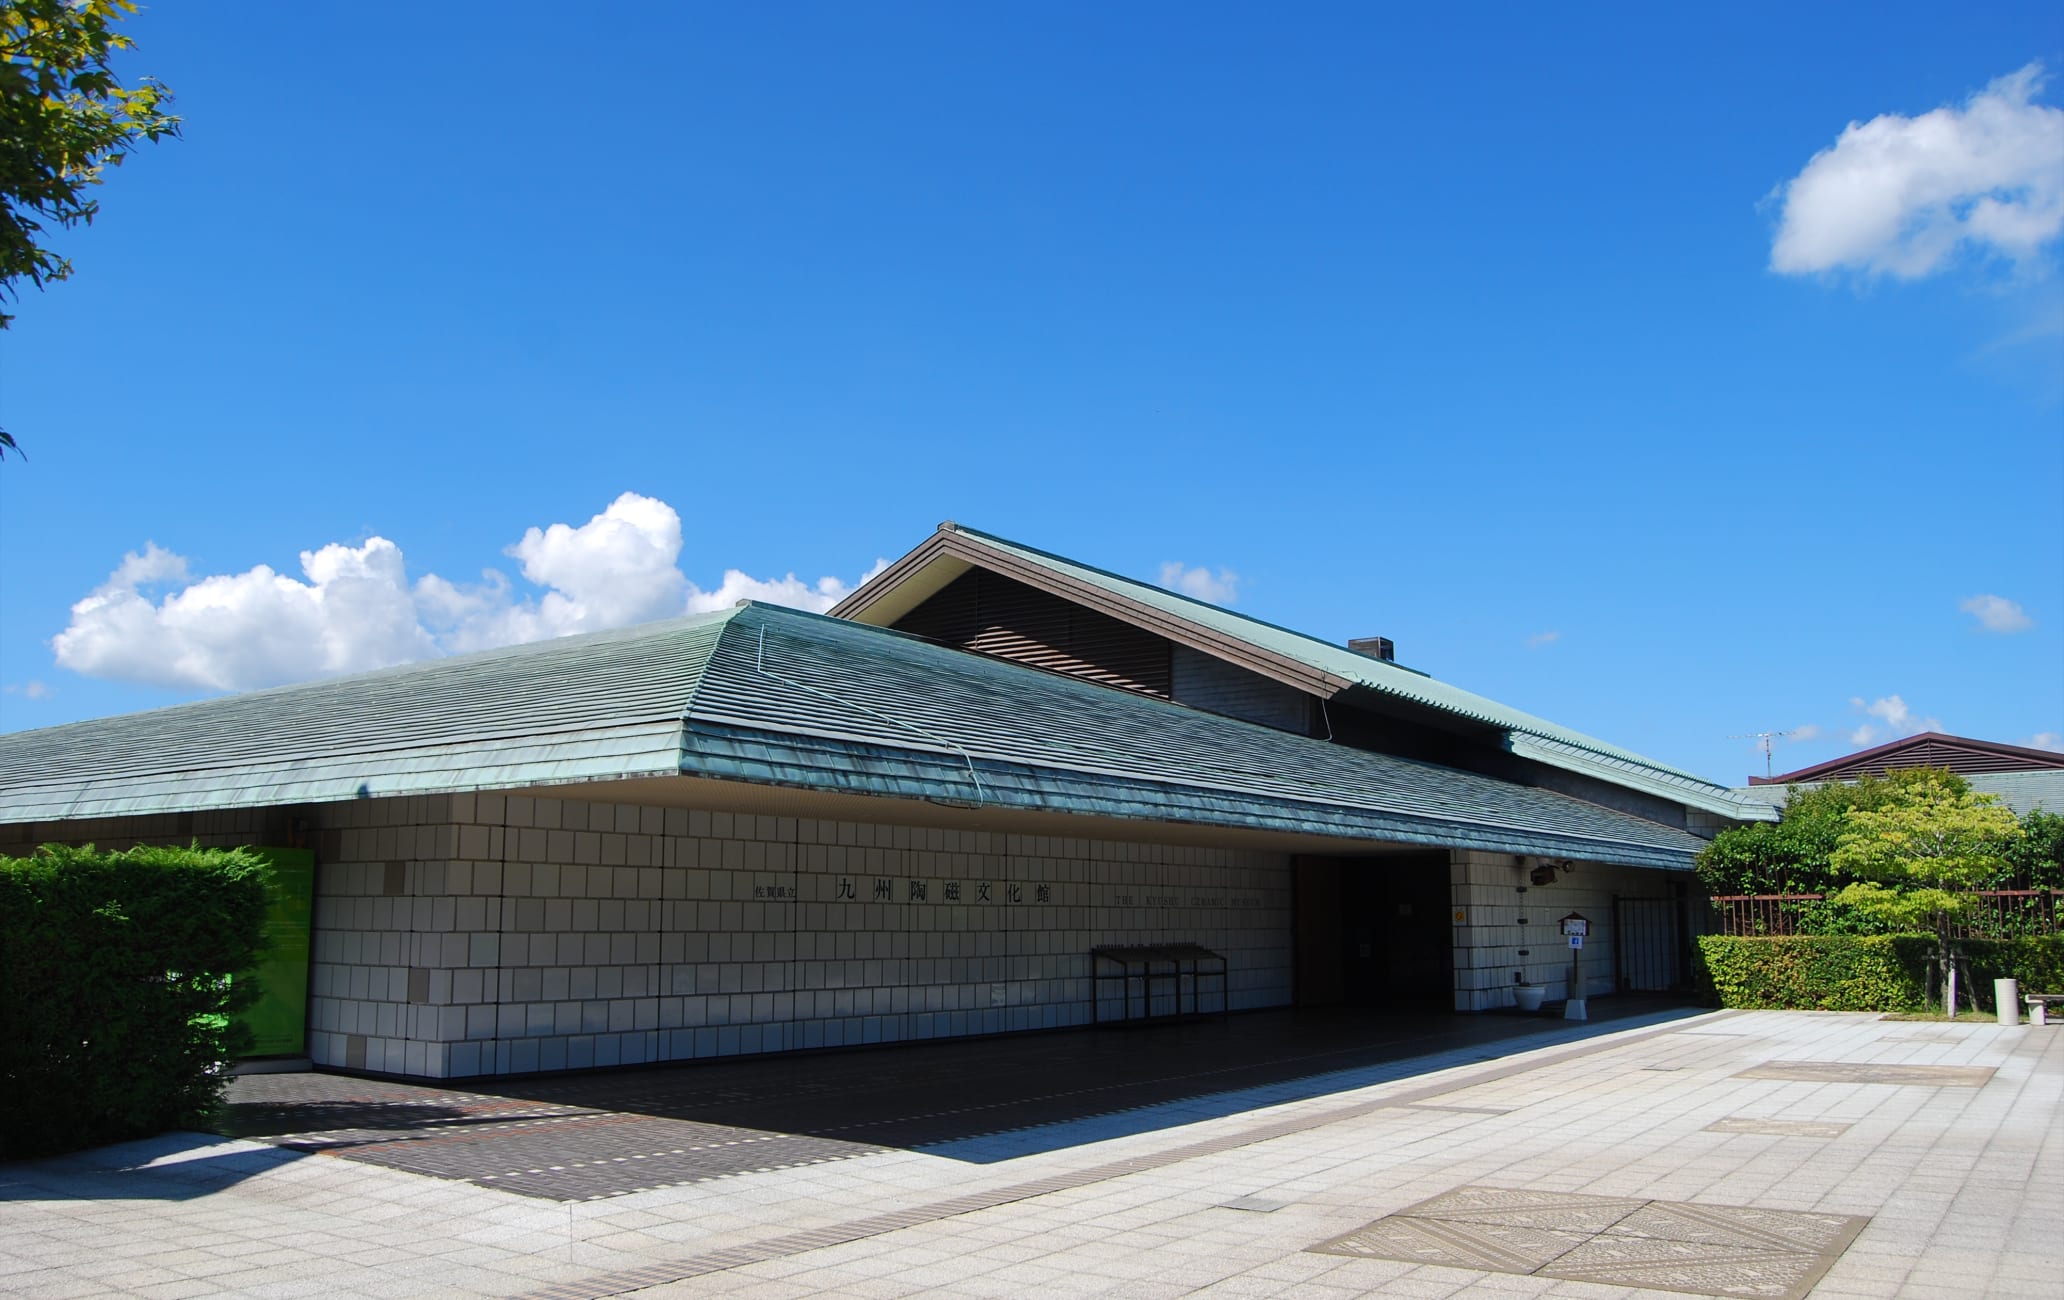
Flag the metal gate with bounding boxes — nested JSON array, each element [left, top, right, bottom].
[[1613, 888, 1708, 993]]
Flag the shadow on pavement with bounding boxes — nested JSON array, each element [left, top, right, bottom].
[[0, 1131, 307, 1203], [469, 997, 1710, 1160]]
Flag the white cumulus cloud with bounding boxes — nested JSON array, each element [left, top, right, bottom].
[[52, 493, 885, 692], [1159, 562, 1239, 605], [53, 536, 434, 690], [1960, 593, 2034, 633], [2, 680, 54, 700], [423, 492, 694, 652], [685, 562, 889, 615], [1770, 63, 2064, 277], [1787, 723, 1824, 743], [2027, 731, 2064, 753], [1847, 694, 1943, 747]]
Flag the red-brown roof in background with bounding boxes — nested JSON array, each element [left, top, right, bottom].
[[1751, 731, 2064, 785]]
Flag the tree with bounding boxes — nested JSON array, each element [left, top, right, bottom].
[[1, 0, 180, 459], [1827, 772, 2024, 1013], [1694, 768, 1973, 897], [2005, 809, 2064, 891]]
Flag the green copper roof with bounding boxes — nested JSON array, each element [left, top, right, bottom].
[[937, 525, 1764, 821], [691, 607, 1705, 867], [0, 613, 730, 820], [1506, 735, 1777, 823], [0, 603, 1707, 868]]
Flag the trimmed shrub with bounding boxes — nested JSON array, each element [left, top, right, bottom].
[[1695, 935, 1927, 1011], [0, 844, 271, 1158], [1695, 934, 2064, 1013]]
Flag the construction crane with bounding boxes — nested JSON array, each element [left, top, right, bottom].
[[1728, 730, 1794, 779]]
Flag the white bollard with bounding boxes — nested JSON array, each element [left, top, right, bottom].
[[1996, 978, 2020, 1027]]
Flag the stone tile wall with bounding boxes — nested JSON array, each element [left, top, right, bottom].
[[1448, 850, 1690, 1011], [310, 792, 1294, 1078]]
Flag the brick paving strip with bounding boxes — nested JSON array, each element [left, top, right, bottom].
[[513, 1012, 1743, 1300], [222, 1077, 888, 1200]]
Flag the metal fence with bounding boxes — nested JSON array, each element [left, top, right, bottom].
[[1708, 889, 2063, 939]]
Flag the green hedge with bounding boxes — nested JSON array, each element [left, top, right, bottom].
[[1695, 934, 2064, 1013], [0, 844, 271, 1158]]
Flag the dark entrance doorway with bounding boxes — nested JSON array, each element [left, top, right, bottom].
[[1295, 853, 1454, 1009], [1613, 884, 1709, 993]]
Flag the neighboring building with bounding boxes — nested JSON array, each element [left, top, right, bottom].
[[1734, 732, 2064, 816], [0, 526, 1771, 1080]]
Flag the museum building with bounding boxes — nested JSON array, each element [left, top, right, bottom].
[[0, 523, 1769, 1079]]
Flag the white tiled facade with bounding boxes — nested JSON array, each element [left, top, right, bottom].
[[1449, 849, 1684, 1011], [307, 792, 1295, 1078]]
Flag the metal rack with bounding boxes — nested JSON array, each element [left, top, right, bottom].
[[1090, 943, 1228, 1024]]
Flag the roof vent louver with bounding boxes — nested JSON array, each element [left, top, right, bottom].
[[1348, 636, 1395, 662]]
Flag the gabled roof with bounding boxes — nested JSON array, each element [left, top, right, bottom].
[[0, 603, 1708, 869], [1752, 732, 2064, 785], [831, 522, 1767, 822]]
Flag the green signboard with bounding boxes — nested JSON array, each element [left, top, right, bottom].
[[237, 846, 315, 1058]]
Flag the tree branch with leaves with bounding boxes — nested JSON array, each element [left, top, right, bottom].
[[1, 0, 180, 458]]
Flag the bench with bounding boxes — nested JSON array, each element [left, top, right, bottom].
[[2026, 993, 2063, 1027]]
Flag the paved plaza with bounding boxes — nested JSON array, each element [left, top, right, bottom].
[[1, 1007, 2057, 1299]]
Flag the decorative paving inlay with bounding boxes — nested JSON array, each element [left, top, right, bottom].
[[1704, 1117, 1852, 1139], [1312, 1186, 1869, 1299], [1732, 1060, 1994, 1086]]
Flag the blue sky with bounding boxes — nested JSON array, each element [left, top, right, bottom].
[[3, 2, 2060, 786]]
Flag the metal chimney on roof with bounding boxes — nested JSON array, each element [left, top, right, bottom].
[[1348, 636, 1395, 662]]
